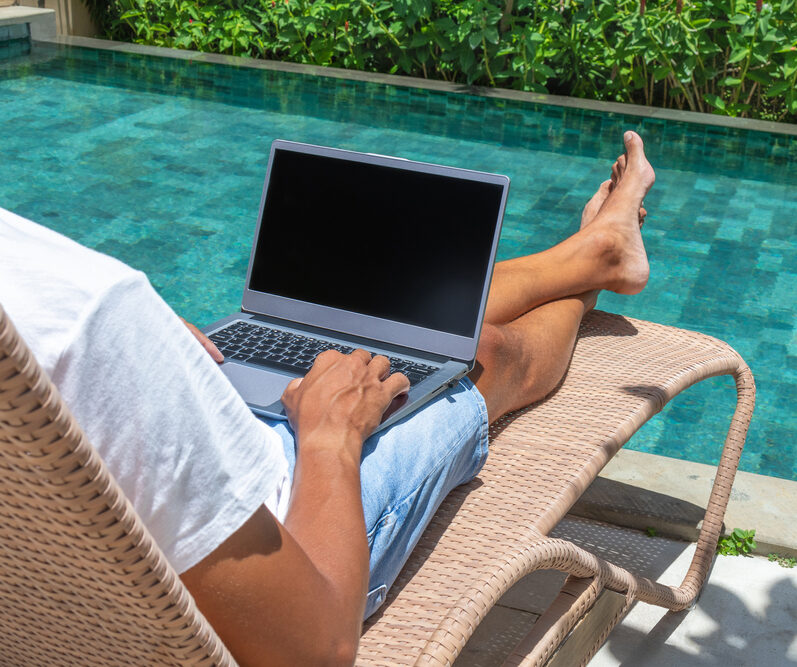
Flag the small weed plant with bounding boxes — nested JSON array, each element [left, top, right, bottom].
[[768, 553, 797, 568], [84, 0, 797, 123], [717, 528, 758, 556]]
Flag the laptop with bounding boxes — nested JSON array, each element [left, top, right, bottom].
[[203, 140, 510, 432]]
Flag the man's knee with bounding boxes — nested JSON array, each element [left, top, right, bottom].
[[473, 323, 546, 412], [475, 323, 510, 374], [473, 323, 530, 392]]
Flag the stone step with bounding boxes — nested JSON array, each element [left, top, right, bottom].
[[0, 7, 56, 40]]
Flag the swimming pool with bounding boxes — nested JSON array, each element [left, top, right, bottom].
[[2, 42, 795, 480]]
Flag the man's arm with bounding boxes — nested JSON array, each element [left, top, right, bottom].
[[180, 349, 409, 667], [180, 317, 224, 363]]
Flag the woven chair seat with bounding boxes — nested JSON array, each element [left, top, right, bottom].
[[358, 310, 753, 665], [0, 306, 753, 666]]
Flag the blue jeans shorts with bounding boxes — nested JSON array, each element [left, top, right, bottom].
[[261, 377, 489, 619]]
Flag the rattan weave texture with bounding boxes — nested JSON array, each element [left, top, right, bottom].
[[0, 305, 753, 666], [0, 305, 235, 667]]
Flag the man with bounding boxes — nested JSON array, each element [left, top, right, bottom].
[[0, 131, 653, 666]]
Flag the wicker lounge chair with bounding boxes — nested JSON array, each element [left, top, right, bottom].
[[0, 304, 754, 666]]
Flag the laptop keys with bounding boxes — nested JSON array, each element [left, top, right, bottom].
[[210, 321, 438, 386]]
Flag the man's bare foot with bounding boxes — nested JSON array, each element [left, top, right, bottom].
[[610, 152, 647, 227], [582, 131, 655, 295]]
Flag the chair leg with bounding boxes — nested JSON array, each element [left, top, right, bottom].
[[501, 575, 603, 667], [548, 588, 631, 667], [631, 362, 756, 610]]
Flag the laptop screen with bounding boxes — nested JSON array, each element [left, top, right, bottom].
[[248, 147, 505, 338]]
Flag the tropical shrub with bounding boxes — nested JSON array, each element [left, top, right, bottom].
[[83, 0, 797, 122]]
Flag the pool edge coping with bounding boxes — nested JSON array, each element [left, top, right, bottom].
[[572, 448, 797, 558], [34, 34, 797, 138]]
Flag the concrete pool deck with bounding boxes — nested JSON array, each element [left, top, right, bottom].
[[573, 449, 797, 558], [455, 449, 797, 665]]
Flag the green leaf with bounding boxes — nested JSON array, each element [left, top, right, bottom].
[[533, 62, 555, 78], [524, 81, 548, 94], [746, 69, 773, 84], [409, 31, 428, 47], [704, 93, 726, 110], [720, 76, 743, 86], [784, 52, 797, 77], [652, 65, 670, 82], [460, 47, 476, 71], [728, 46, 750, 64], [767, 80, 791, 96], [729, 13, 751, 25], [468, 30, 483, 49]]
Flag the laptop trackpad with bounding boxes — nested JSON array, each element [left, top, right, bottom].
[[221, 362, 293, 417]]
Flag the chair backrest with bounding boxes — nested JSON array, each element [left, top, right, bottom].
[[0, 304, 235, 666]]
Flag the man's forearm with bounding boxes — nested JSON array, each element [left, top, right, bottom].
[[180, 436, 370, 667], [285, 433, 370, 637]]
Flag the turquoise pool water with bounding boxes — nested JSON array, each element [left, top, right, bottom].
[[1, 43, 795, 480]]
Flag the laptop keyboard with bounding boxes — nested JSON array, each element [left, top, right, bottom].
[[209, 320, 439, 386]]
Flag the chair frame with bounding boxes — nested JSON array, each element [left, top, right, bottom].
[[0, 305, 754, 666]]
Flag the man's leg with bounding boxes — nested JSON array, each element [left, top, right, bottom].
[[472, 131, 655, 422]]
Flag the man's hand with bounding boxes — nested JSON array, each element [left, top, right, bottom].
[[282, 349, 410, 452], [180, 317, 223, 363]]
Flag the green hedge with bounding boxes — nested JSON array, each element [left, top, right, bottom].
[[84, 0, 797, 122]]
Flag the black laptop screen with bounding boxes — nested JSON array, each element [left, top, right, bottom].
[[248, 149, 505, 338]]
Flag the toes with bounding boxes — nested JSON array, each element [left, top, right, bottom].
[[580, 180, 613, 228], [623, 130, 643, 155], [586, 180, 611, 207], [611, 154, 627, 184], [623, 131, 648, 171]]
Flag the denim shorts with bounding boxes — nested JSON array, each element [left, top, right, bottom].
[[261, 377, 489, 618]]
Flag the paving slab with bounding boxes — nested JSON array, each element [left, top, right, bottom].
[[590, 542, 797, 665]]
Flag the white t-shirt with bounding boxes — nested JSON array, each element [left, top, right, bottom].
[[0, 207, 290, 573]]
